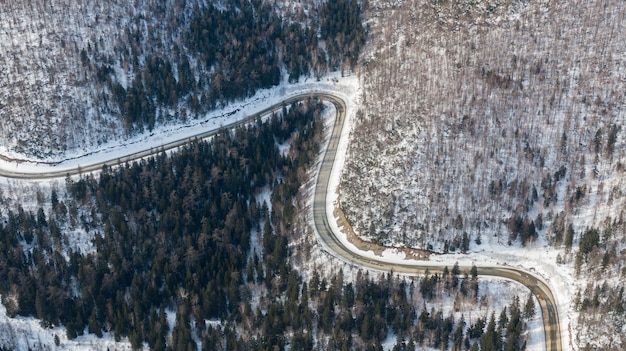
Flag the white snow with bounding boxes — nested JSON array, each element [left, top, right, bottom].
[[0, 297, 133, 351], [0, 73, 365, 350], [309, 70, 567, 350], [0, 0, 581, 349], [0, 72, 360, 176], [0, 70, 564, 350]]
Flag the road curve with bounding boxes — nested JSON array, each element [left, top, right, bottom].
[[0, 94, 319, 180], [312, 94, 563, 351], [0, 91, 562, 351]]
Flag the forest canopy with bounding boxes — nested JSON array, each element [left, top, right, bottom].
[[106, 0, 366, 131]]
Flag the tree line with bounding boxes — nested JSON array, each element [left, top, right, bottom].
[[0, 96, 534, 349], [0, 99, 322, 348], [99, 0, 366, 131]]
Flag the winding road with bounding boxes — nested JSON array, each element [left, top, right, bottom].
[[0, 92, 562, 351], [312, 94, 562, 351]]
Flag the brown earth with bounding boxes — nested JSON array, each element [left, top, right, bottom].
[[333, 203, 431, 260]]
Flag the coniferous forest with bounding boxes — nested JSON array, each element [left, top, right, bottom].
[[0, 1, 537, 349], [1, 0, 625, 348], [0, 99, 533, 350], [0, 0, 367, 158], [107, 0, 366, 132]]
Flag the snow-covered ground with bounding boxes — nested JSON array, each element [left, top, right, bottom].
[[0, 298, 133, 351], [316, 73, 560, 351], [0, 0, 584, 349], [0, 71, 565, 350], [0, 72, 360, 175], [335, 1, 626, 349], [0, 73, 363, 350]]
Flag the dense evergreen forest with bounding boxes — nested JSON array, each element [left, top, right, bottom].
[[0, 98, 533, 349], [103, 0, 366, 131], [0, 0, 368, 159], [0, 99, 322, 345]]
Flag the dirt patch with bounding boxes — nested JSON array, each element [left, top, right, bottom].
[[333, 204, 431, 260], [333, 206, 386, 255]]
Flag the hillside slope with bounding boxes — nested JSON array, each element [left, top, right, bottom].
[[0, 0, 363, 160], [343, 0, 626, 251], [340, 0, 626, 348]]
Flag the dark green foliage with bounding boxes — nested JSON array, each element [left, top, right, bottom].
[[452, 316, 465, 351], [554, 165, 567, 182], [479, 313, 499, 351], [281, 21, 318, 83], [594, 128, 603, 154], [579, 228, 600, 259], [524, 293, 536, 318], [320, 0, 367, 70], [187, 2, 282, 102], [467, 317, 486, 339], [420, 272, 439, 300], [580, 228, 600, 255], [505, 297, 524, 351], [113, 78, 156, 131], [142, 55, 177, 107], [457, 298, 528, 351], [103, 1, 366, 132], [0, 99, 536, 350], [606, 124, 620, 157], [0, 100, 323, 345], [461, 232, 470, 253], [564, 223, 574, 249], [508, 213, 537, 246]]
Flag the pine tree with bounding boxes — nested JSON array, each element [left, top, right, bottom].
[[524, 293, 536, 318], [88, 309, 102, 338], [498, 306, 509, 329], [506, 297, 523, 351], [565, 223, 574, 250], [452, 316, 465, 351], [480, 312, 500, 351], [462, 232, 470, 253], [310, 271, 321, 297]]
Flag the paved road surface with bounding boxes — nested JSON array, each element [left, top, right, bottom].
[[312, 94, 562, 351], [0, 92, 562, 351]]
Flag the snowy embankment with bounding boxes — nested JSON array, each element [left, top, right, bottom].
[[0, 73, 360, 176], [315, 72, 565, 350], [319, 80, 550, 351], [0, 74, 360, 350], [0, 303, 130, 351], [0, 72, 555, 350]]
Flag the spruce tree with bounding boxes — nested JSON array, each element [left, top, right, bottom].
[[524, 293, 536, 318]]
